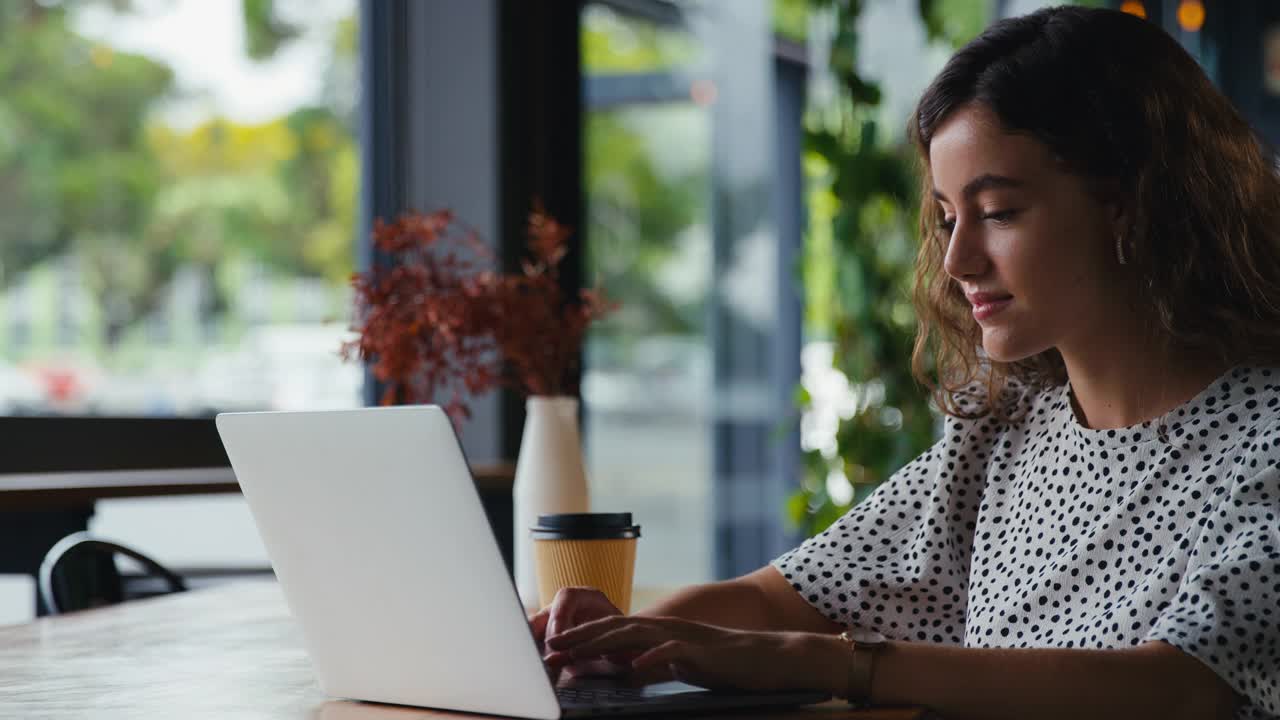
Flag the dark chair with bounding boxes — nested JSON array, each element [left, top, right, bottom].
[[38, 531, 186, 615]]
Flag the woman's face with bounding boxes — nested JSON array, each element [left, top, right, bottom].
[[929, 103, 1126, 364]]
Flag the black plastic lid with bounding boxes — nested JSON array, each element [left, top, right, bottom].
[[531, 513, 641, 540]]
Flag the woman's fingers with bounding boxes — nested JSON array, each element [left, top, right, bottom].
[[624, 640, 687, 685], [549, 615, 709, 653], [544, 596, 575, 642], [544, 616, 730, 689], [560, 655, 633, 680], [543, 587, 620, 643], [630, 641, 717, 689], [546, 620, 664, 665], [545, 613, 633, 651], [623, 659, 676, 687], [629, 639, 687, 673], [667, 659, 711, 689], [529, 608, 550, 644]]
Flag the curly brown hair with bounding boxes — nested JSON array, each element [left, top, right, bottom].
[[909, 6, 1280, 420]]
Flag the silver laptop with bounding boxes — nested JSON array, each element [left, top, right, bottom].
[[215, 405, 829, 719]]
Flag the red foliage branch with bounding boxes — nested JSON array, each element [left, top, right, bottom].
[[343, 206, 615, 425]]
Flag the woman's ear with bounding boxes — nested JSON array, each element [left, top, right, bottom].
[[1101, 186, 1135, 267], [1095, 179, 1131, 237], [1109, 201, 1131, 240]]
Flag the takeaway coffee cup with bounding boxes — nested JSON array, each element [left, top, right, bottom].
[[531, 513, 641, 613]]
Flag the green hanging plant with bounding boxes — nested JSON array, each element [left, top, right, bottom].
[[788, 0, 990, 536]]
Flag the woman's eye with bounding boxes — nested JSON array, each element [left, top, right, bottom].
[[981, 209, 1020, 225], [937, 216, 956, 232]]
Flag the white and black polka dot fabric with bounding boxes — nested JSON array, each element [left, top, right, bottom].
[[773, 366, 1280, 718]]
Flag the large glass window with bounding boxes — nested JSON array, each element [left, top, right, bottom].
[[582, 2, 715, 586], [0, 0, 359, 623], [0, 0, 361, 417], [582, 0, 792, 586]]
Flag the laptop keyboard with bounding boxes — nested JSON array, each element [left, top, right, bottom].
[[556, 686, 650, 706]]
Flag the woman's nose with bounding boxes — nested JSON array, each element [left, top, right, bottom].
[[942, 220, 989, 280]]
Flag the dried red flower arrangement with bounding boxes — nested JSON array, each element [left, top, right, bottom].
[[343, 206, 615, 425]]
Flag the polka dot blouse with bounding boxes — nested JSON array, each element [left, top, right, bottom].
[[772, 365, 1280, 718]]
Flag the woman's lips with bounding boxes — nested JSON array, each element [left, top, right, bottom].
[[970, 295, 1013, 321]]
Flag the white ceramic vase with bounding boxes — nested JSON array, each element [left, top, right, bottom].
[[513, 396, 589, 609]]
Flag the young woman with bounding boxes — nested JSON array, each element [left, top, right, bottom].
[[534, 7, 1280, 719]]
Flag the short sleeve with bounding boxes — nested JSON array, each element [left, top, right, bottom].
[[1144, 448, 1280, 715], [771, 418, 987, 645]]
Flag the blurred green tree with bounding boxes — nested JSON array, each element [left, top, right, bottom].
[[0, 0, 357, 351], [585, 109, 708, 340], [0, 0, 172, 345], [788, 0, 992, 535], [581, 4, 712, 355]]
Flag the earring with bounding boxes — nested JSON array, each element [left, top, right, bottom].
[[1115, 234, 1128, 265]]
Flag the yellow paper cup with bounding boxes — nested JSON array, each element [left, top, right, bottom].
[[532, 513, 640, 613]]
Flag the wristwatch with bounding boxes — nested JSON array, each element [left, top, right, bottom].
[[838, 627, 889, 704]]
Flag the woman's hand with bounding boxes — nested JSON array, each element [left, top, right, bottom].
[[543, 615, 837, 692], [530, 587, 623, 648], [529, 587, 632, 679]]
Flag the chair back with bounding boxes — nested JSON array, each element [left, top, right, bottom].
[[38, 532, 186, 615]]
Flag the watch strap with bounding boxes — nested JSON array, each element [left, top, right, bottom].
[[838, 629, 884, 703]]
